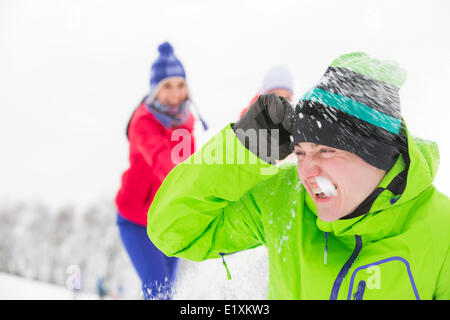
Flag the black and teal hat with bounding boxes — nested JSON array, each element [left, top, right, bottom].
[[293, 52, 407, 170]]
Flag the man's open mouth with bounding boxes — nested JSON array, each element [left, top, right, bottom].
[[308, 176, 338, 199]]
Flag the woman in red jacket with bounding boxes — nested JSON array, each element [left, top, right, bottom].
[[115, 42, 196, 299]]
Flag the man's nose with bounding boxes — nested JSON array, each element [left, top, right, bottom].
[[300, 158, 321, 177]]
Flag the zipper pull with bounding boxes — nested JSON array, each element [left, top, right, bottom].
[[220, 253, 232, 280], [324, 232, 329, 265], [353, 280, 366, 300]]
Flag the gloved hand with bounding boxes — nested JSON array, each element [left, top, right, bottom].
[[233, 93, 295, 164]]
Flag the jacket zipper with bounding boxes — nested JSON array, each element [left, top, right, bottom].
[[329, 235, 363, 300], [352, 280, 366, 300]]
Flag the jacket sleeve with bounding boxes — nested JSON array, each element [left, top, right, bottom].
[[131, 115, 178, 183], [147, 124, 277, 261]]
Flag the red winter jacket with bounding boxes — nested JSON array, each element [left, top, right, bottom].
[[116, 101, 196, 226]]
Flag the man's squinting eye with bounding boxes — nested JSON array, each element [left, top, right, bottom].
[[319, 148, 335, 157], [294, 148, 334, 159]]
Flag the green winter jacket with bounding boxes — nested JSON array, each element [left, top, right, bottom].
[[147, 123, 450, 300]]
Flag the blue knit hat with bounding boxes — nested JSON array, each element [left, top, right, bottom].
[[147, 41, 186, 103]]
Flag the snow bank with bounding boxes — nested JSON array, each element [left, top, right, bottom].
[[174, 246, 269, 300], [0, 272, 98, 300]]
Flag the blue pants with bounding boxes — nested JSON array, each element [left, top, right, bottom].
[[117, 213, 179, 300]]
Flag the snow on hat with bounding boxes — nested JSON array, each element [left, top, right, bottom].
[[147, 41, 186, 103], [260, 65, 294, 94], [293, 52, 407, 170]]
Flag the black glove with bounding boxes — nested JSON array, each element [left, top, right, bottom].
[[233, 93, 295, 164]]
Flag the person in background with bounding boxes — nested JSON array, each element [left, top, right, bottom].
[[96, 276, 107, 300], [115, 41, 196, 300], [239, 65, 294, 118], [240, 65, 296, 164]]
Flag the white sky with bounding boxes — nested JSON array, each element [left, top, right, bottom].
[[1, 0, 449, 209]]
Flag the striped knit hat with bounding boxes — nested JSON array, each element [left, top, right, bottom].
[[147, 41, 187, 103], [293, 52, 407, 170]]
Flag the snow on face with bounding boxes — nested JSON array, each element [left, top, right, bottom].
[[315, 176, 337, 197]]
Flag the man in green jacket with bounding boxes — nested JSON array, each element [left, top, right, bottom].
[[147, 52, 450, 299]]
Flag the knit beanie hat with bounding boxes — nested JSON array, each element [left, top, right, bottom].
[[260, 65, 294, 95], [293, 52, 407, 170], [147, 41, 187, 103]]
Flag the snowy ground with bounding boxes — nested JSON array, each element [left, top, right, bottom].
[[0, 246, 268, 300], [174, 246, 269, 300], [0, 272, 99, 300]]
